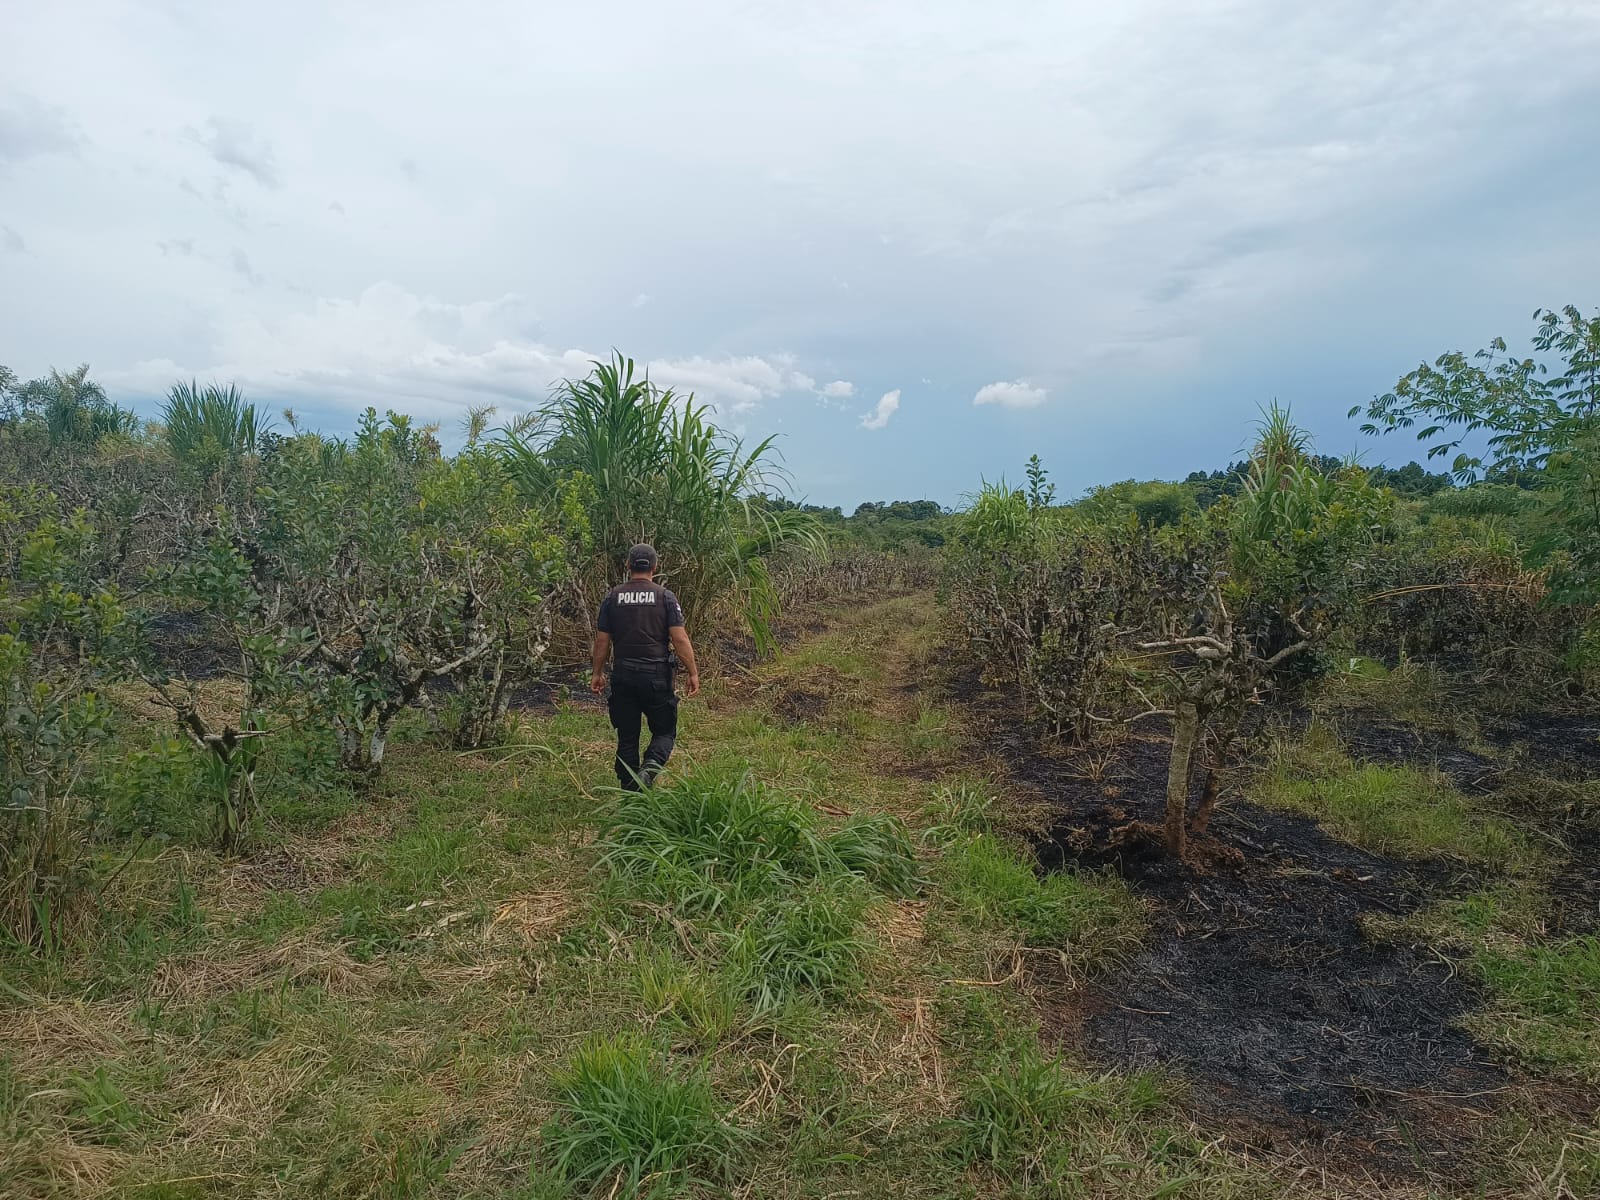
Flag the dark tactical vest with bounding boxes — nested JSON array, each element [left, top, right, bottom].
[[599, 580, 681, 671]]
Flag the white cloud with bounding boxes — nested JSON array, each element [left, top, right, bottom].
[[821, 380, 855, 399], [973, 380, 1047, 410], [106, 281, 837, 425], [1, 225, 24, 254], [631, 291, 652, 309], [648, 354, 827, 414], [861, 389, 901, 430], [0, 95, 80, 167], [188, 117, 281, 189]]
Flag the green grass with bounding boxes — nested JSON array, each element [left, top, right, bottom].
[[1255, 731, 1535, 869], [939, 833, 1143, 966], [631, 951, 744, 1045], [1318, 659, 1490, 742], [1472, 936, 1600, 1082], [920, 780, 998, 847], [948, 1045, 1163, 1174], [592, 768, 918, 1014], [595, 770, 842, 915], [538, 1033, 743, 1197], [948, 1045, 1087, 1171], [724, 881, 870, 1010]]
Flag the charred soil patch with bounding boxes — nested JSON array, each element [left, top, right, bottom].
[[143, 608, 233, 679], [957, 679, 1533, 1177], [1326, 704, 1600, 936]]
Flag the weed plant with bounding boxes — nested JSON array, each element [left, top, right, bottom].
[[939, 834, 1143, 962], [539, 1032, 743, 1197]]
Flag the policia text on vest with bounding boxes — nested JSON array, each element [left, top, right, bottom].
[[589, 544, 702, 791]]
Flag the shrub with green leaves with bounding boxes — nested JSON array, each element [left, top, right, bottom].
[[0, 488, 129, 946], [1355, 303, 1600, 602], [540, 1033, 742, 1197]]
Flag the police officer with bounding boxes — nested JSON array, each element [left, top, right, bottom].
[[589, 544, 701, 790]]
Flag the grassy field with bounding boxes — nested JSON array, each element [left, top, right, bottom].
[[1, 596, 1595, 1197]]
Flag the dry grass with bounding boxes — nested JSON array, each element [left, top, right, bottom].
[[1, 997, 139, 1073], [147, 934, 377, 1004]]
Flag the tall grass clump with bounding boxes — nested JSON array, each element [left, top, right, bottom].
[[725, 881, 871, 1010], [540, 1032, 743, 1197], [947, 1046, 1166, 1178], [596, 770, 921, 914], [823, 810, 922, 897], [596, 771, 835, 914], [594, 769, 921, 1011]]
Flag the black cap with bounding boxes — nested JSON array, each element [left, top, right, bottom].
[[628, 543, 658, 572]]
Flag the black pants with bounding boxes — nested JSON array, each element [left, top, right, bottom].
[[607, 664, 678, 790]]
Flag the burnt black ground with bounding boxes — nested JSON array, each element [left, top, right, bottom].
[[948, 664, 1597, 1173], [1324, 706, 1600, 936], [1027, 729, 1503, 1167], [144, 609, 233, 679]]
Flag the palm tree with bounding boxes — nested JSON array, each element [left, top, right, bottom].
[[499, 353, 824, 651], [161, 380, 272, 492], [28, 365, 137, 449]]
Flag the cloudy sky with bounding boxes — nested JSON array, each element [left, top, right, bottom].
[[4, 1, 1598, 506]]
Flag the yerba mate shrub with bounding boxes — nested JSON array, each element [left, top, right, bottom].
[[0, 489, 130, 944]]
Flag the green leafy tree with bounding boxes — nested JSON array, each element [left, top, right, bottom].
[[0, 488, 130, 945], [1354, 306, 1600, 599], [1355, 306, 1600, 480]]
